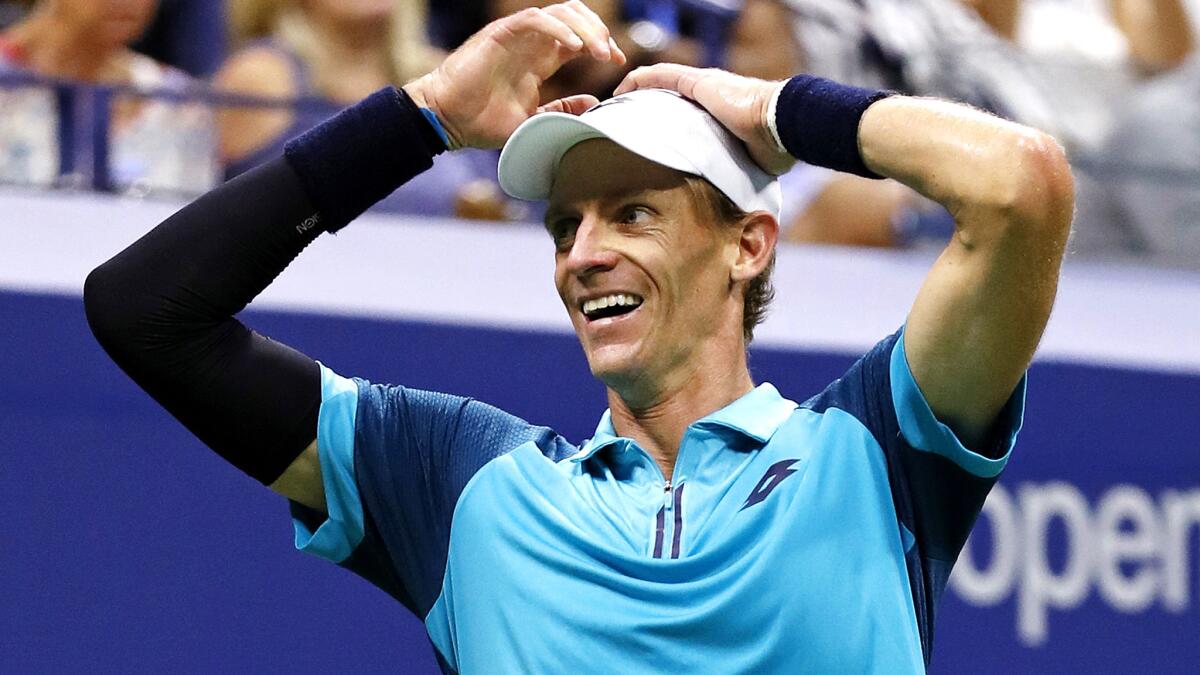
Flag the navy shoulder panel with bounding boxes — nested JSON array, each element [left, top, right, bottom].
[[799, 330, 902, 451], [345, 381, 577, 618]]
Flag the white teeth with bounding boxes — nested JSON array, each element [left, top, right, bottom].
[[582, 293, 644, 317]]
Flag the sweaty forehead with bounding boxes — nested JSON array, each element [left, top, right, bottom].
[[548, 139, 691, 208]]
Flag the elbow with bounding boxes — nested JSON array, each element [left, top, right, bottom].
[[977, 131, 1075, 244], [83, 263, 118, 348], [83, 260, 140, 355], [1017, 132, 1075, 230]]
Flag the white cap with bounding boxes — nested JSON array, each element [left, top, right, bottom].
[[498, 88, 781, 219]]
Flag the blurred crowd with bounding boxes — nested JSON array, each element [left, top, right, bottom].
[[1, 0, 1198, 265]]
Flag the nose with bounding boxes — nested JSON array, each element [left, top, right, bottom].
[[564, 217, 619, 278]]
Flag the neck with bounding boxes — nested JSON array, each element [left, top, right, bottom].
[[607, 349, 754, 482], [6, 11, 124, 81]]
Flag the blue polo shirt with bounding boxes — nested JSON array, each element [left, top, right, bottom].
[[289, 329, 1024, 673]]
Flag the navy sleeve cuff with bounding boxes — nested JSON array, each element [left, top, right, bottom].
[[284, 86, 446, 232], [775, 75, 894, 179]]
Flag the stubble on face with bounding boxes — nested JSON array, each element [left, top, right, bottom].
[[548, 140, 745, 408]]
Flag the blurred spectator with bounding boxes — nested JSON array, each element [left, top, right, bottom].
[[958, 0, 1194, 151], [747, 0, 1195, 250], [132, 0, 229, 77], [426, 0, 490, 49], [780, 0, 1193, 151], [1073, 55, 1200, 266], [217, 0, 514, 220], [0, 0, 219, 195], [963, 0, 1199, 265], [725, 0, 798, 80], [781, 0, 1067, 146], [0, 0, 32, 30], [968, 0, 1195, 73], [727, 0, 951, 247]]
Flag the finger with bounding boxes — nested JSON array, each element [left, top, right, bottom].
[[510, 7, 584, 51], [560, 0, 626, 64], [561, 0, 614, 48], [545, 2, 610, 60], [608, 37, 627, 66], [538, 94, 601, 115], [544, 2, 611, 61], [614, 63, 710, 97]]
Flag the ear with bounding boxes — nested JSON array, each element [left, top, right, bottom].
[[729, 211, 779, 285]]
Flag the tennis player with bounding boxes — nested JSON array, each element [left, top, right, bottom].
[[85, 2, 1073, 672]]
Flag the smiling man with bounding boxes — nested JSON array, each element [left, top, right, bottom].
[[84, 2, 1073, 673], [506, 90, 785, 476]]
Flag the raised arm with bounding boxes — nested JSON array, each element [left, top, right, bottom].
[[857, 96, 1072, 446], [84, 2, 623, 512], [616, 65, 1074, 447]]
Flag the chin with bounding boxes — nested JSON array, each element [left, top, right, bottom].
[[584, 344, 645, 388]]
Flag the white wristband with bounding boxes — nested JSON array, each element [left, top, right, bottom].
[[765, 82, 787, 154]]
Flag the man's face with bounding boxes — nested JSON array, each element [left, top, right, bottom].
[[547, 139, 741, 394]]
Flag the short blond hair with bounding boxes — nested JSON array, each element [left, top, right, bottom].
[[683, 176, 776, 345]]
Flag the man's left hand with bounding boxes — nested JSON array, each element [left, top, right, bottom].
[[615, 64, 794, 175]]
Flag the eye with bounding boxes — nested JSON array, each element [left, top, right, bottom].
[[548, 217, 579, 251], [618, 205, 653, 226]]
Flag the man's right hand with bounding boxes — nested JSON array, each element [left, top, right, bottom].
[[404, 1, 625, 150]]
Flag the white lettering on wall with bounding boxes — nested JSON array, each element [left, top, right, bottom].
[[950, 483, 1200, 646], [1163, 490, 1200, 612], [1095, 486, 1161, 613]]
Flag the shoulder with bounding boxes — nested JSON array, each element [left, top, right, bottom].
[[801, 331, 901, 415], [213, 44, 297, 99], [350, 377, 574, 462]]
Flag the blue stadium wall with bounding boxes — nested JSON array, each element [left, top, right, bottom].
[[3, 193, 1198, 672]]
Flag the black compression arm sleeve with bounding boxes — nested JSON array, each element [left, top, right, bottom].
[[85, 87, 443, 484]]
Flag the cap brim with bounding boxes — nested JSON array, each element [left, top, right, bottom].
[[498, 113, 608, 202], [498, 111, 700, 202]]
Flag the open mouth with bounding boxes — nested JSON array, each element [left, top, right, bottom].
[[581, 293, 644, 322]]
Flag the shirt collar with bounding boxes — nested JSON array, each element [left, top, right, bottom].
[[569, 383, 798, 463], [569, 409, 622, 463]]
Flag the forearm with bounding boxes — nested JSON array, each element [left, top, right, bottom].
[[84, 87, 445, 484], [769, 74, 1073, 439], [857, 97, 1073, 441], [857, 96, 1073, 243], [84, 158, 326, 484], [770, 73, 1072, 236]]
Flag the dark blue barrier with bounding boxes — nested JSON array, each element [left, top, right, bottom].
[[3, 289, 1197, 672]]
